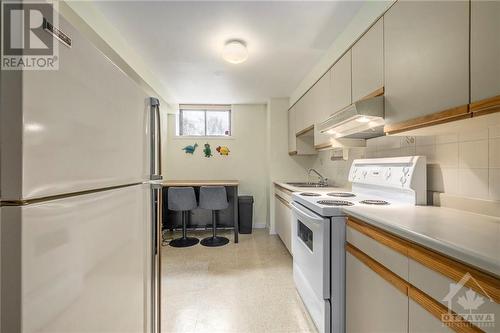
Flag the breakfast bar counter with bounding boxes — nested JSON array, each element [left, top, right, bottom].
[[160, 180, 240, 243], [160, 180, 240, 187]]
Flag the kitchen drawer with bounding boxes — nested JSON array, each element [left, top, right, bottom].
[[274, 185, 293, 203], [409, 258, 499, 333], [274, 194, 292, 254], [347, 218, 408, 280], [346, 249, 409, 333], [409, 299, 454, 333]]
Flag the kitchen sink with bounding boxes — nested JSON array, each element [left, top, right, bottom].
[[285, 182, 329, 188]]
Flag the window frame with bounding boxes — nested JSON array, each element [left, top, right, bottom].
[[178, 105, 232, 137]]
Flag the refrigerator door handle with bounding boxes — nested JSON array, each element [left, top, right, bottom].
[[151, 183, 162, 333], [149, 97, 162, 181]]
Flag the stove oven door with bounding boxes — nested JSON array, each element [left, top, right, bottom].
[[291, 202, 331, 333]]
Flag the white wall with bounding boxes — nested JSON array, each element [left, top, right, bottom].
[[164, 104, 268, 227]]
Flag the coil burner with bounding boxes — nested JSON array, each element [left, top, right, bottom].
[[299, 192, 321, 197], [327, 192, 356, 198], [316, 200, 354, 206], [360, 200, 390, 205]]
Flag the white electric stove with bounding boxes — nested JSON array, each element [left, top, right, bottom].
[[291, 156, 427, 333]]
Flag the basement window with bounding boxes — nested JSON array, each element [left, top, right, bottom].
[[178, 105, 231, 137]]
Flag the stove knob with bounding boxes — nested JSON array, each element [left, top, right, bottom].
[[385, 170, 392, 180], [403, 167, 409, 175], [362, 171, 368, 179]]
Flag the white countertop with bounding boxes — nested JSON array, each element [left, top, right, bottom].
[[274, 181, 349, 193], [343, 205, 500, 277]]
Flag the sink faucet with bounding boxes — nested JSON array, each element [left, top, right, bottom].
[[308, 168, 328, 186]]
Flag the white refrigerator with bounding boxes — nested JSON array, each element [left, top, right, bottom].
[[0, 12, 162, 333]]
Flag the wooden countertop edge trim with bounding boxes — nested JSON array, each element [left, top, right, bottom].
[[409, 286, 484, 333], [274, 183, 294, 195], [346, 243, 485, 333], [384, 104, 470, 135], [347, 217, 409, 256], [274, 194, 291, 208], [347, 216, 500, 303], [296, 125, 314, 137], [407, 244, 500, 303]]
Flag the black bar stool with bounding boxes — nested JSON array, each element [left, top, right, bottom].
[[167, 187, 199, 247], [199, 186, 229, 247]]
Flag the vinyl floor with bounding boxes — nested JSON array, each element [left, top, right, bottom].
[[161, 229, 317, 333]]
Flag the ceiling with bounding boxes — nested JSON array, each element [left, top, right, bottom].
[[93, 1, 364, 104]]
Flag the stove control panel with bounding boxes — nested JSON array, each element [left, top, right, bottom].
[[349, 156, 426, 199]]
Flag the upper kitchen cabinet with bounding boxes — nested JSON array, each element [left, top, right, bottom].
[[299, 89, 316, 134], [288, 107, 297, 154], [311, 71, 334, 149], [470, 0, 500, 114], [352, 18, 384, 103], [384, 1, 470, 134], [331, 50, 352, 114], [289, 103, 316, 156], [311, 70, 333, 122], [294, 95, 312, 135]]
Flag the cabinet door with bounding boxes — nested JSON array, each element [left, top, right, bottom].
[[312, 71, 333, 148], [352, 18, 384, 102], [471, 0, 500, 102], [384, 1, 469, 125], [274, 195, 283, 240], [409, 300, 453, 333], [301, 90, 315, 131], [288, 107, 297, 153], [313, 71, 333, 122], [331, 50, 352, 114], [346, 252, 408, 333], [295, 98, 304, 134], [274, 195, 292, 254]]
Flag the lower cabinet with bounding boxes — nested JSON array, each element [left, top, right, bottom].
[[274, 194, 293, 254], [346, 251, 409, 333], [409, 299, 453, 333], [346, 217, 499, 333]]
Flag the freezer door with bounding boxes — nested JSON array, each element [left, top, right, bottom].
[[0, 184, 153, 333], [0, 13, 152, 200]]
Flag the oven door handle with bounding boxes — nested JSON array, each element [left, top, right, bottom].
[[291, 201, 324, 223]]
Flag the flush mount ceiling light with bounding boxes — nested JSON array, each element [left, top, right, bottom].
[[222, 40, 248, 64]]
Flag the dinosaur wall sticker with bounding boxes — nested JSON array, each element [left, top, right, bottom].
[[203, 143, 213, 158], [216, 146, 230, 156], [182, 143, 198, 154], [182, 142, 230, 157]]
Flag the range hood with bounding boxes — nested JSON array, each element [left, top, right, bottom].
[[318, 95, 385, 139]]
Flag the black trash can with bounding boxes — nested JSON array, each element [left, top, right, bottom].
[[238, 196, 254, 234]]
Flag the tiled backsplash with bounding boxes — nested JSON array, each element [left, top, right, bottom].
[[365, 123, 500, 202]]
